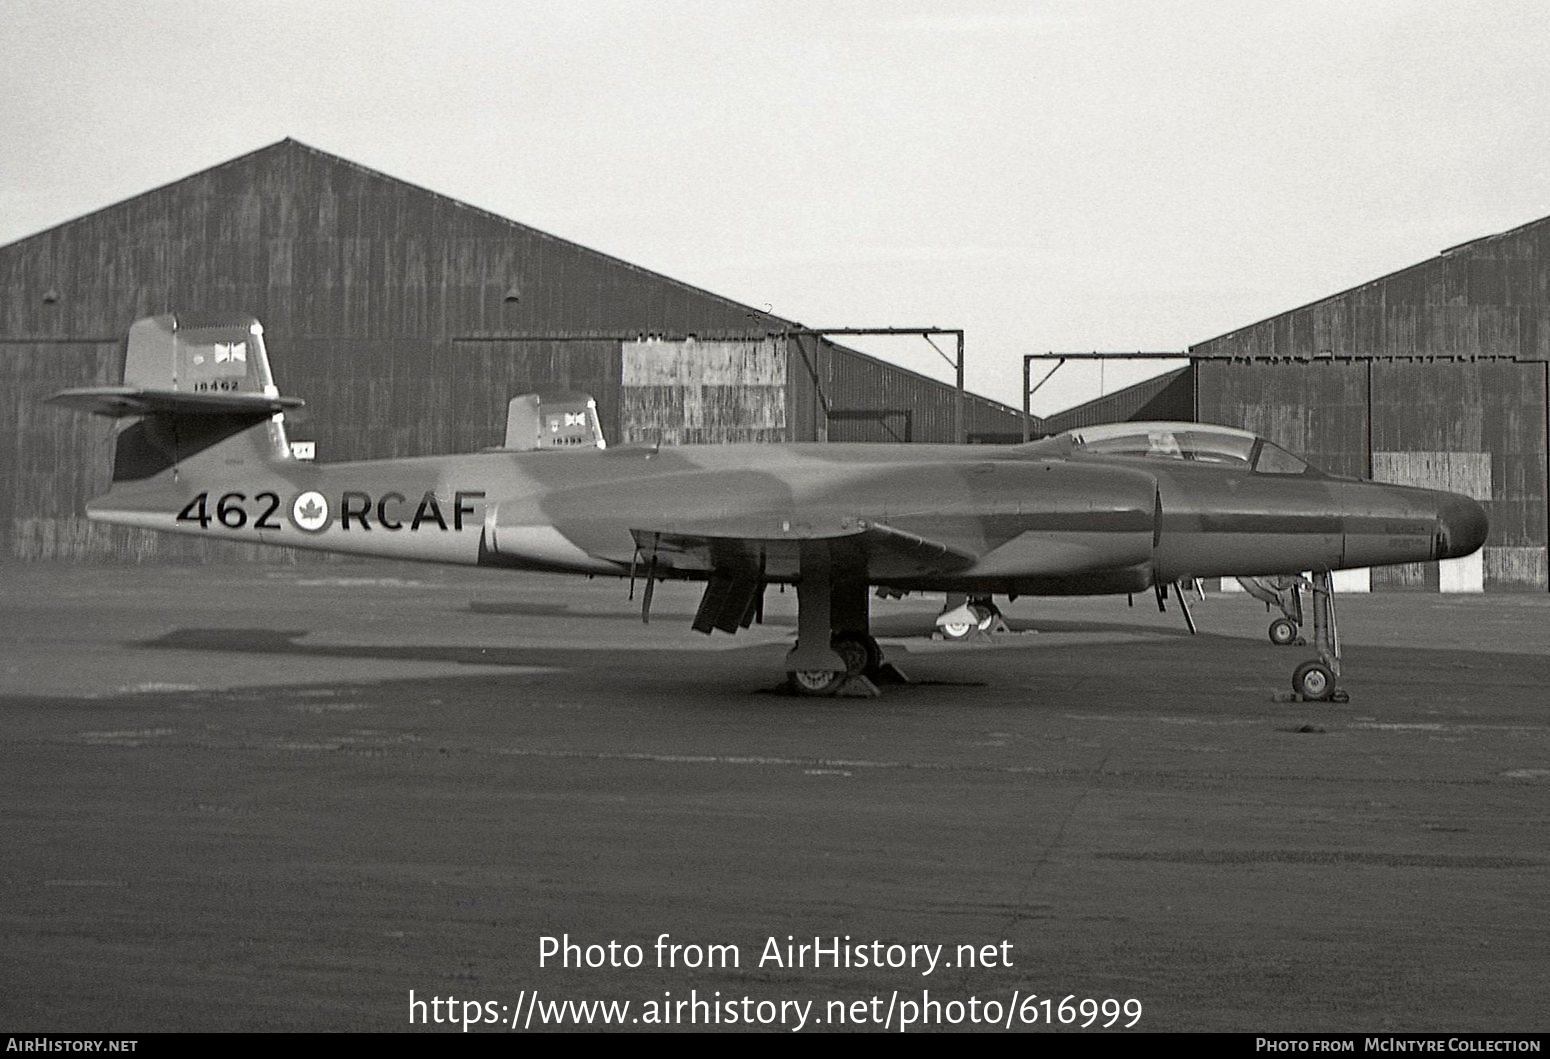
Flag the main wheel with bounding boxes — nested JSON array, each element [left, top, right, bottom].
[[968, 602, 998, 630], [1269, 618, 1299, 646], [1292, 660, 1336, 701], [938, 618, 975, 640], [831, 631, 882, 677], [788, 669, 847, 696]]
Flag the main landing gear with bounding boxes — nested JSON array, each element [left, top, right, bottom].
[[934, 595, 1007, 641], [784, 542, 907, 697], [788, 630, 892, 696]]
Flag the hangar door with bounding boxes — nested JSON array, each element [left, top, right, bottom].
[[825, 410, 913, 443], [1, 341, 121, 560], [1368, 361, 1546, 591], [620, 339, 787, 445]]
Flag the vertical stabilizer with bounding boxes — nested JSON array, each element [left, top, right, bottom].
[[501, 390, 606, 450], [126, 313, 281, 401]]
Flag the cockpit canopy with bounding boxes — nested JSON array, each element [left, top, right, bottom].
[[1060, 421, 1319, 476]]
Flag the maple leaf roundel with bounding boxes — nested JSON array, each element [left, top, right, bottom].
[[289, 491, 330, 533]]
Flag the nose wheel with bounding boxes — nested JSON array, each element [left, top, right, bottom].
[[1291, 659, 1335, 700]]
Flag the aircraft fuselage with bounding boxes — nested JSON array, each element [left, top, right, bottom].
[[90, 439, 1486, 594]]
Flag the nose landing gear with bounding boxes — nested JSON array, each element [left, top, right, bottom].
[[1288, 570, 1348, 703]]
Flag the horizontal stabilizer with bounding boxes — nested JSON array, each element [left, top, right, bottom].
[[48, 386, 304, 419]]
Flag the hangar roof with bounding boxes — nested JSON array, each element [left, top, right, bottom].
[[1190, 212, 1550, 362], [2, 138, 1029, 428]]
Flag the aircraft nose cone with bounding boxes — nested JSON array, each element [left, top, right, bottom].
[[1437, 494, 1489, 559]]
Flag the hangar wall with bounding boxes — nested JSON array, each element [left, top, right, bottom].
[[1193, 362, 1369, 479], [1040, 366, 1195, 436], [1192, 216, 1550, 590], [0, 139, 1025, 561]]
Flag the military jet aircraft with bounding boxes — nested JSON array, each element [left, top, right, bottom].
[[50, 314, 1489, 700]]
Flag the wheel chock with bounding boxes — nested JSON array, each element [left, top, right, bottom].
[[931, 623, 1006, 643], [1272, 688, 1351, 704]]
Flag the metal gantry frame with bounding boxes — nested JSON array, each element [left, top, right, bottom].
[[1021, 351, 1189, 441], [787, 328, 966, 444]]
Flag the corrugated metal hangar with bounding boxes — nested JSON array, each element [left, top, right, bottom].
[[10, 138, 1545, 588], [1192, 225, 1550, 594], [1036, 219, 1550, 591], [0, 139, 1026, 562]]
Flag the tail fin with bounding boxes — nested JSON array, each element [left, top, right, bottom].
[[49, 314, 304, 483], [499, 389, 607, 451]]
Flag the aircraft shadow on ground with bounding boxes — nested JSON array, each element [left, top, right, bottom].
[[466, 597, 846, 631], [127, 627, 999, 696], [128, 621, 1550, 700], [464, 599, 1204, 641], [129, 622, 1180, 682], [468, 600, 735, 626], [137, 627, 614, 669], [135, 612, 1205, 673], [119, 621, 1430, 671]]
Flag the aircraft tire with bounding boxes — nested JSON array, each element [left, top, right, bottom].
[[1269, 618, 1299, 646], [831, 632, 882, 677], [1292, 660, 1336, 701], [788, 669, 847, 696]]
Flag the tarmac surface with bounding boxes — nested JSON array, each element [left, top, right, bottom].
[[1, 563, 1547, 1032]]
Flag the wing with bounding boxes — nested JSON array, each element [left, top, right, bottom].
[[629, 517, 976, 581], [627, 516, 976, 635]]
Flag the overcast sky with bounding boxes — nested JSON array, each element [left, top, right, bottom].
[[3, 0, 1548, 413]]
